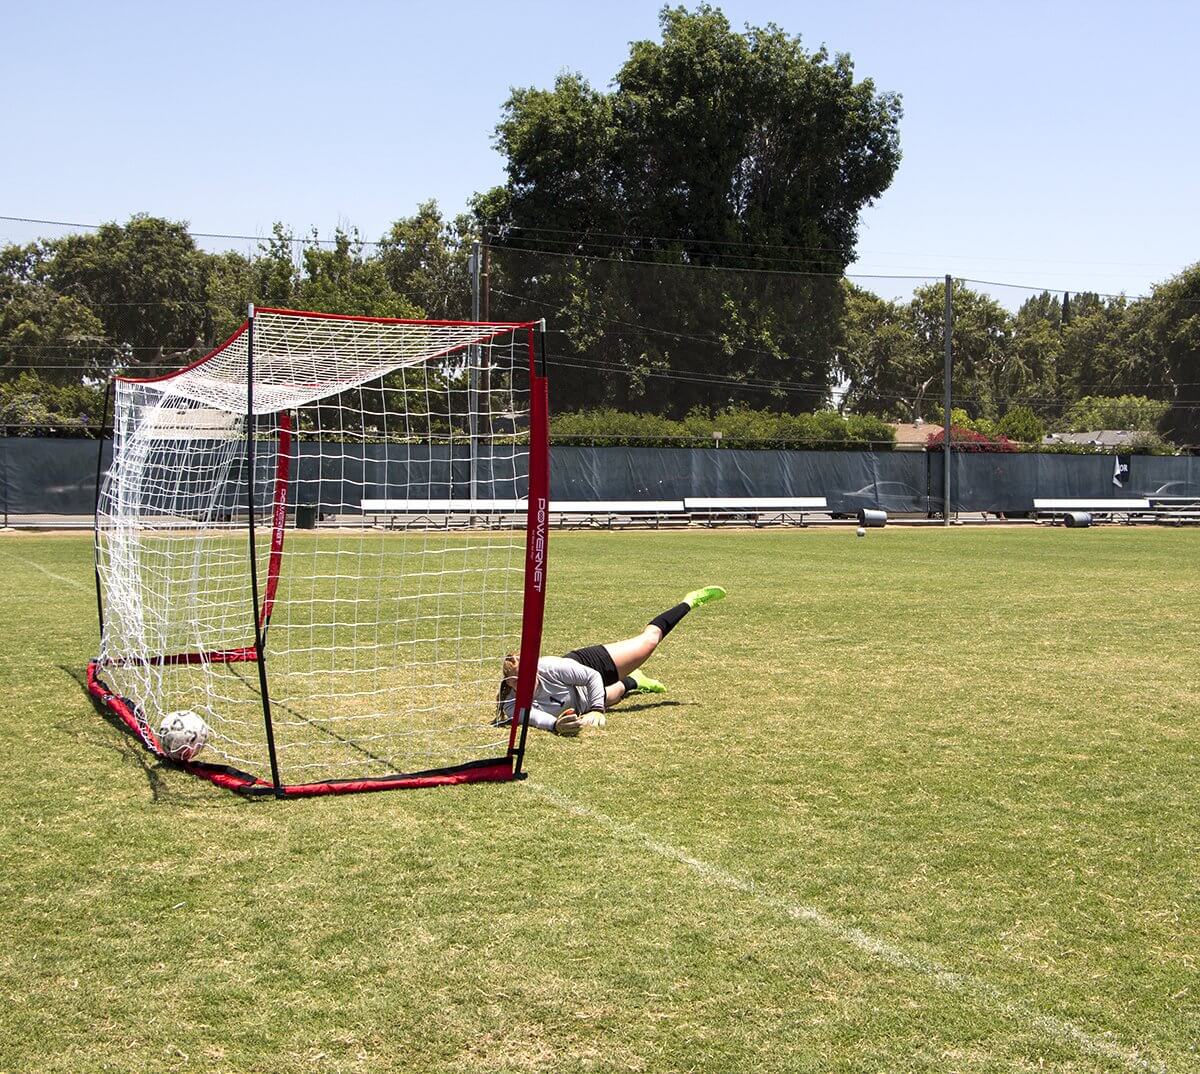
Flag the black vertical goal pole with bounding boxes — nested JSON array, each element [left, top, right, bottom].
[[92, 379, 113, 640], [244, 304, 284, 796]]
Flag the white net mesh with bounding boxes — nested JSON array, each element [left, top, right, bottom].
[[95, 310, 538, 788]]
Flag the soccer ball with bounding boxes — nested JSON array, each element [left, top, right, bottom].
[[856, 527, 866, 538], [157, 710, 210, 762]]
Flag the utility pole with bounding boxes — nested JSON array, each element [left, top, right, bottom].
[[943, 274, 953, 527], [482, 243, 490, 321], [480, 242, 493, 482]]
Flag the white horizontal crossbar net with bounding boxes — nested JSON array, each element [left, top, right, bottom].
[[117, 308, 537, 415]]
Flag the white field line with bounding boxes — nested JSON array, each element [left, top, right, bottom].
[[530, 781, 1167, 1074], [0, 548, 89, 591]]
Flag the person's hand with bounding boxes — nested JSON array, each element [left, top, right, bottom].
[[554, 709, 606, 736], [554, 709, 584, 736]]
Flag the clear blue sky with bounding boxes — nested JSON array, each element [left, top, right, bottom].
[[2, 0, 1197, 299]]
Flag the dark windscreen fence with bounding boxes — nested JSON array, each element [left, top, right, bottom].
[[551, 447, 931, 513], [949, 453, 1200, 512], [949, 453, 1135, 513], [2, 437, 1197, 523], [1129, 455, 1200, 496], [292, 444, 530, 510], [2, 437, 112, 519]]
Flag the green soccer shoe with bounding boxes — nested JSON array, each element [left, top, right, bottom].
[[630, 669, 668, 693], [683, 584, 727, 609]]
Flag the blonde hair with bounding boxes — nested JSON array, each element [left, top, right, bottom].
[[495, 652, 519, 720]]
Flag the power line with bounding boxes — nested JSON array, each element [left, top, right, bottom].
[[497, 224, 1193, 272], [6, 211, 1197, 300], [501, 222, 855, 257], [487, 241, 936, 282], [491, 287, 1200, 394], [7, 213, 1189, 277], [491, 244, 1200, 309], [957, 276, 1146, 303], [494, 244, 1180, 303], [491, 232, 851, 271], [490, 287, 830, 367], [7, 213, 1196, 305]]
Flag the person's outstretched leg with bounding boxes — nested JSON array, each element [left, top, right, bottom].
[[603, 585, 726, 679], [603, 626, 662, 680]]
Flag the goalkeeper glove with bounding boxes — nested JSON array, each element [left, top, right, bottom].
[[554, 709, 606, 736]]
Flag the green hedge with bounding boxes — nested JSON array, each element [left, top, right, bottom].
[[551, 407, 897, 450]]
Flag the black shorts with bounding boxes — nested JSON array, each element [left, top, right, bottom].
[[562, 644, 619, 687]]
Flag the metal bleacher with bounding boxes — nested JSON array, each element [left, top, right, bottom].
[[1033, 498, 1150, 523], [548, 500, 686, 529], [359, 497, 830, 529], [683, 496, 828, 527], [359, 498, 524, 529]]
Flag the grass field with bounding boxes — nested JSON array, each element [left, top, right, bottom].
[[1, 527, 1197, 1073]]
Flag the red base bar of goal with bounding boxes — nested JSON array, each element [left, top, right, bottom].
[[86, 660, 517, 797]]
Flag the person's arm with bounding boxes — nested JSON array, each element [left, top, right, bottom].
[[525, 705, 589, 736], [540, 656, 606, 712], [523, 704, 559, 733]]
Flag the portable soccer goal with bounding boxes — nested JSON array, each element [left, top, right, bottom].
[[88, 306, 549, 796]]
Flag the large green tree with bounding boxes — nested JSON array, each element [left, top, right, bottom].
[[1058, 294, 1127, 398], [0, 242, 112, 385], [1008, 292, 1064, 419], [1058, 394, 1168, 432], [1139, 263, 1200, 445], [46, 215, 210, 372], [293, 228, 417, 319], [378, 201, 473, 321], [836, 281, 923, 418], [479, 4, 902, 417], [907, 281, 1012, 422]]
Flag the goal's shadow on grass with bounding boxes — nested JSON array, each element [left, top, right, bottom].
[[59, 664, 261, 809], [220, 661, 414, 777]]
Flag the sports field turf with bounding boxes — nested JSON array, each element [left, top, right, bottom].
[[0, 527, 1196, 1073]]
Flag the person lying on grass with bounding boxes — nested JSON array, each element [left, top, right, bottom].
[[495, 585, 726, 736]]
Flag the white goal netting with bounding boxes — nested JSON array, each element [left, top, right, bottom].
[[92, 308, 545, 793]]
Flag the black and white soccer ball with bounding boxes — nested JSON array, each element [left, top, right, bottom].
[[157, 710, 210, 762]]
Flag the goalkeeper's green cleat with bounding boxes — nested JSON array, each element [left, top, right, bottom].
[[683, 584, 726, 609], [630, 669, 667, 694]]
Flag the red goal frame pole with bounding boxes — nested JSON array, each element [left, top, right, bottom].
[[511, 322, 550, 777], [259, 411, 292, 636]]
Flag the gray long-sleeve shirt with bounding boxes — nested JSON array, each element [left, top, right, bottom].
[[501, 656, 606, 732]]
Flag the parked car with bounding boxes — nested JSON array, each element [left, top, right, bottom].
[[833, 481, 944, 518], [1146, 481, 1200, 506]]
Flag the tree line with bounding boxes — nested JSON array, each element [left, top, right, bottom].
[[840, 277, 1200, 446], [2, 208, 1194, 447]]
